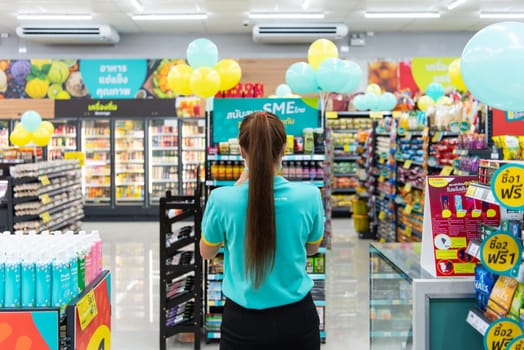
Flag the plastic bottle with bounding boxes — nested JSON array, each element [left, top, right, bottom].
[[303, 128, 314, 154], [4, 252, 21, 307], [36, 252, 52, 307], [68, 247, 80, 298], [0, 251, 5, 307], [21, 252, 36, 307]]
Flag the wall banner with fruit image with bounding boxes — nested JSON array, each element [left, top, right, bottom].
[[0, 58, 185, 100], [420, 176, 501, 277], [67, 271, 111, 350], [0, 308, 60, 349]]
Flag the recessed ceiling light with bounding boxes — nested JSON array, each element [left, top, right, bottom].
[[248, 12, 325, 19], [364, 12, 440, 19], [17, 14, 93, 20], [131, 13, 208, 20], [480, 12, 524, 19], [130, 0, 143, 12], [447, 0, 467, 11]]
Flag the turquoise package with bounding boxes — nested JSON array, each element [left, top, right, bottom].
[[51, 257, 63, 308], [70, 251, 79, 295], [36, 257, 52, 307], [4, 255, 21, 307], [21, 257, 36, 307], [0, 256, 4, 307]]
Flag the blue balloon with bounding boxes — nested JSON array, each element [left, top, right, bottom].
[[21, 110, 42, 132], [377, 92, 398, 111], [276, 84, 292, 97], [285, 62, 318, 94], [338, 60, 362, 94], [353, 95, 368, 111], [426, 82, 445, 101], [461, 22, 524, 111], [316, 58, 351, 92], [186, 38, 219, 68], [367, 93, 380, 111]]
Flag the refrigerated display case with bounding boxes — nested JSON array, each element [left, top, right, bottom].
[[47, 119, 79, 160], [181, 118, 205, 195], [114, 119, 145, 205], [0, 120, 9, 149], [83, 119, 111, 205], [149, 119, 178, 204]]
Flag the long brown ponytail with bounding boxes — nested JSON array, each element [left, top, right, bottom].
[[238, 111, 287, 288]]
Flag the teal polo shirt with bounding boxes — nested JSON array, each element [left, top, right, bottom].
[[201, 176, 325, 310]]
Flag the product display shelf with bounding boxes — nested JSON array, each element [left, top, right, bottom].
[[6, 160, 84, 233], [159, 188, 203, 350], [47, 121, 79, 161]]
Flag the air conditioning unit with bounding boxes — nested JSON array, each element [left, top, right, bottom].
[[16, 25, 120, 45], [252, 24, 348, 44]]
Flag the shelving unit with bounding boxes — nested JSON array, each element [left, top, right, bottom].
[[6, 160, 83, 232], [47, 120, 79, 161], [159, 188, 203, 350], [83, 120, 112, 205]]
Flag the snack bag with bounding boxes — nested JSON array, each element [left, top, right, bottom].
[[475, 264, 498, 310], [485, 275, 519, 321]]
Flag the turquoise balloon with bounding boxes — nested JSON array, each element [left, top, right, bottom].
[[338, 60, 362, 94], [367, 93, 380, 111], [426, 82, 445, 101], [186, 38, 219, 68], [353, 95, 368, 111], [285, 62, 318, 94], [378, 92, 397, 111], [21, 110, 42, 132], [276, 84, 292, 97], [316, 58, 351, 92], [461, 21, 524, 111]]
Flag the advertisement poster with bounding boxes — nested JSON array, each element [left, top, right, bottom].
[[68, 271, 111, 350], [398, 60, 420, 96], [421, 176, 501, 276], [0, 309, 59, 350], [0, 58, 184, 99], [411, 57, 457, 92], [212, 98, 319, 143], [367, 60, 398, 93]]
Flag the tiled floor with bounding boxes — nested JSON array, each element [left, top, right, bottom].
[[83, 218, 370, 350]]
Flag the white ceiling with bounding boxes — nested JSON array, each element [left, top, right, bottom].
[[0, 0, 523, 35]]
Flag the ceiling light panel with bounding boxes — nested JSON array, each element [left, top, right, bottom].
[[17, 14, 93, 20], [248, 12, 325, 19], [364, 12, 441, 19]]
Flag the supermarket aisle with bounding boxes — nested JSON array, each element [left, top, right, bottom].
[[83, 218, 370, 349]]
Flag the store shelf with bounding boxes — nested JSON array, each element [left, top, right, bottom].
[[152, 133, 178, 136], [334, 156, 361, 161], [85, 160, 110, 166], [309, 274, 325, 280], [465, 182, 497, 205], [52, 133, 76, 138], [332, 188, 356, 194], [152, 179, 178, 183], [466, 308, 489, 336], [208, 274, 224, 280], [85, 135, 110, 139], [116, 160, 145, 164], [205, 180, 325, 187], [182, 148, 206, 151], [152, 162, 179, 166], [116, 182, 144, 186], [333, 173, 356, 177], [152, 147, 178, 150], [207, 154, 326, 162], [208, 300, 225, 307], [184, 134, 206, 138], [85, 148, 110, 152], [48, 146, 77, 150], [85, 184, 111, 188], [331, 128, 362, 133]]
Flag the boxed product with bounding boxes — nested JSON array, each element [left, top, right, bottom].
[[485, 275, 519, 321], [474, 264, 498, 310]]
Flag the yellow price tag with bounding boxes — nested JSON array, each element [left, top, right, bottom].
[[405, 226, 412, 237], [39, 194, 51, 205], [466, 185, 477, 197], [432, 132, 442, 143], [404, 204, 413, 214], [484, 318, 523, 350], [403, 160, 413, 169], [403, 183, 412, 192], [378, 211, 386, 220], [379, 157, 385, 164], [77, 290, 98, 330], [40, 176, 50, 186], [41, 212, 51, 223], [370, 112, 383, 119], [492, 164, 524, 210], [422, 127, 429, 137], [326, 111, 338, 119], [378, 176, 385, 182], [343, 144, 350, 153], [440, 166, 454, 176], [481, 232, 521, 276], [64, 152, 85, 167]]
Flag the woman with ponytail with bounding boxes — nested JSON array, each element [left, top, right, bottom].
[[200, 111, 324, 350]]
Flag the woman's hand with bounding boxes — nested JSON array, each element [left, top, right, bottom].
[[235, 168, 249, 186]]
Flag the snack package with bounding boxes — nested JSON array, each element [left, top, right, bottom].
[[485, 276, 519, 321], [509, 283, 524, 319], [501, 135, 521, 160], [519, 136, 524, 159], [475, 264, 498, 310]]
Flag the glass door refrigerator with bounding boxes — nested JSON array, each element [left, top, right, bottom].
[[148, 118, 179, 204], [47, 119, 80, 160], [180, 118, 206, 195], [0, 120, 9, 149], [114, 119, 146, 205], [82, 119, 111, 205]]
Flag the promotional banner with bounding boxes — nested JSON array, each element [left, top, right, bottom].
[[420, 176, 501, 276], [398, 60, 420, 95], [67, 271, 111, 350], [0, 309, 59, 350], [506, 111, 524, 122], [492, 163, 524, 211], [411, 57, 457, 92], [55, 99, 177, 118], [212, 98, 319, 143]]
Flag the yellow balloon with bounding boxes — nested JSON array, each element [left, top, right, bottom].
[[215, 59, 242, 91], [168, 64, 194, 95], [448, 59, 468, 91], [190, 67, 221, 98], [31, 127, 52, 147], [10, 127, 31, 147], [308, 39, 338, 70], [437, 96, 452, 106], [40, 121, 55, 134], [418, 95, 435, 111], [366, 84, 382, 96]]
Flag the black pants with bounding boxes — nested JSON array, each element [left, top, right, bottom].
[[220, 292, 320, 350]]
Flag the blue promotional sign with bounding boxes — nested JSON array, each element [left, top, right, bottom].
[[80, 59, 147, 99], [212, 98, 319, 143], [506, 111, 524, 122]]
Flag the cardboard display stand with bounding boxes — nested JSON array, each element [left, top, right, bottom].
[[421, 176, 501, 276]]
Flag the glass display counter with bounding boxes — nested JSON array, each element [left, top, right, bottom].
[[370, 242, 483, 350]]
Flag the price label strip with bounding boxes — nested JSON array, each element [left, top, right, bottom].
[[39, 176, 50, 186], [440, 166, 454, 176], [491, 164, 524, 211], [39, 194, 51, 205], [77, 290, 98, 330], [484, 318, 523, 350], [403, 160, 413, 169], [40, 212, 51, 224], [480, 231, 522, 277]]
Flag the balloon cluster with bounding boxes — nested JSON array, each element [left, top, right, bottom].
[[353, 84, 397, 112], [270, 84, 300, 98], [460, 21, 524, 111], [167, 38, 242, 98], [416, 82, 452, 112], [285, 39, 362, 95], [10, 110, 54, 147]]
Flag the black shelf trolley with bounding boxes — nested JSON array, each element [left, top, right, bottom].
[[159, 186, 203, 350]]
